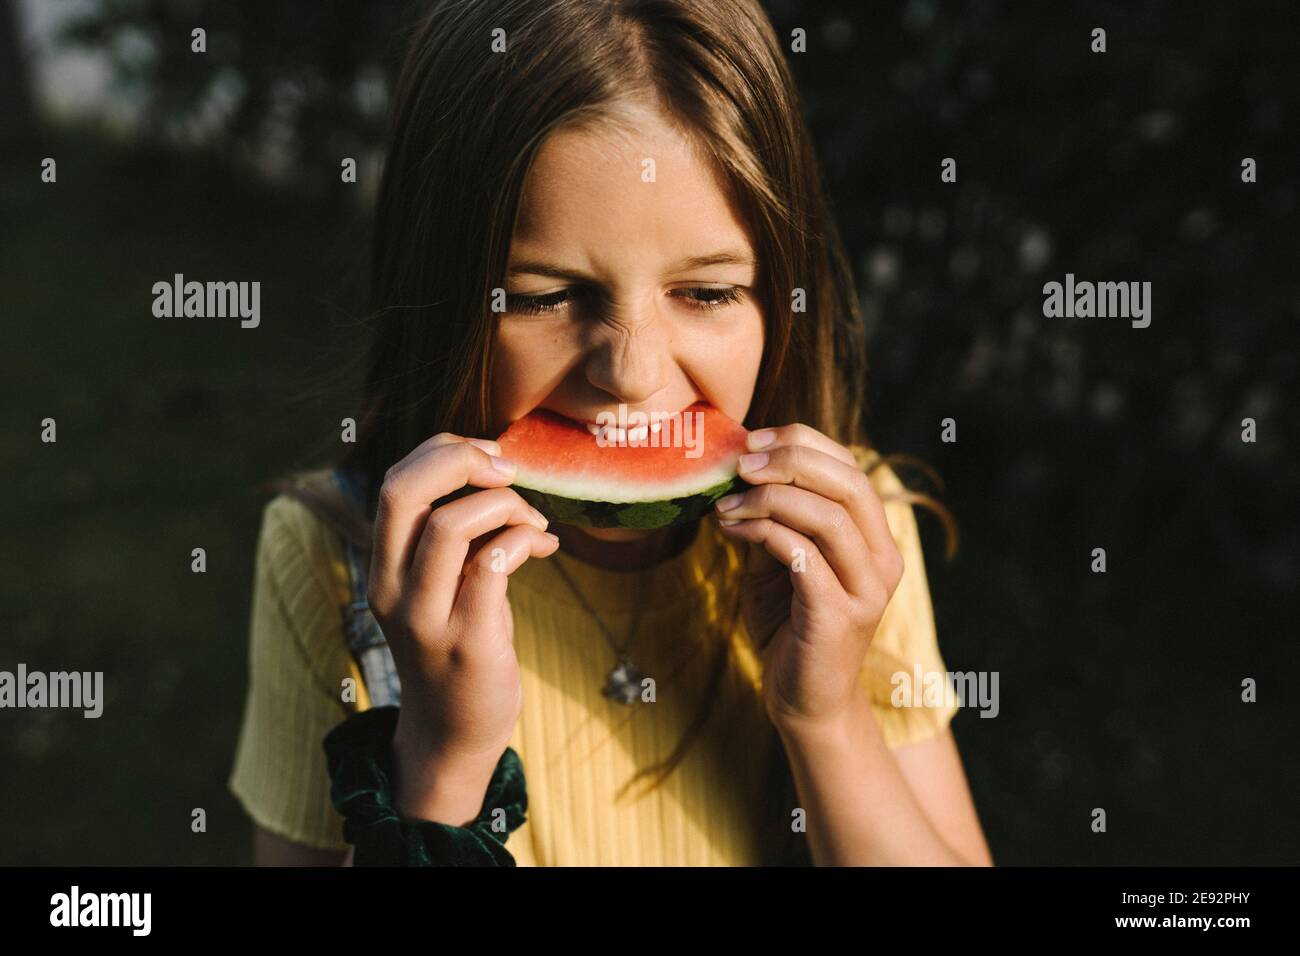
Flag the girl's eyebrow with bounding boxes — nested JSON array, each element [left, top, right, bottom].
[[507, 249, 756, 281]]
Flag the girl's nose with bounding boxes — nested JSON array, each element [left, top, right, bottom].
[[584, 301, 669, 405]]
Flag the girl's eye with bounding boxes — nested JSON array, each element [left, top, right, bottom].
[[674, 286, 744, 311], [504, 288, 575, 315], [503, 286, 744, 316]]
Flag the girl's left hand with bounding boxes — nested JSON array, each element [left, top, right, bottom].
[[714, 424, 905, 730]]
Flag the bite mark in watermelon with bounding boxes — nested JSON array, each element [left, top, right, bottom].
[[494, 402, 752, 529]]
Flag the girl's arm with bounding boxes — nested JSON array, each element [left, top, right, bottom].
[[775, 693, 993, 866], [716, 425, 993, 866]]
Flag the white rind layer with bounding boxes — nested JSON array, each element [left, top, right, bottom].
[[513, 456, 740, 503]]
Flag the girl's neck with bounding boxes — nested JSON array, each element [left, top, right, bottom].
[[551, 521, 699, 572]]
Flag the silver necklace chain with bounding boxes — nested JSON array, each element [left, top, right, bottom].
[[549, 552, 650, 705]]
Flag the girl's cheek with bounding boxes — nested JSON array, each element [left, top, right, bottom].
[[682, 307, 765, 411], [500, 322, 583, 378], [492, 321, 583, 419]]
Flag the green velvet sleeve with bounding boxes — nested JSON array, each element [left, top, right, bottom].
[[322, 706, 527, 866]]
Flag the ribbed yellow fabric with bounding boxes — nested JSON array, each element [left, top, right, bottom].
[[227, 446, 959, 864]]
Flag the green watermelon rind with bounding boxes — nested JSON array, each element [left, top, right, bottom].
[[513, 475, 751, 529]]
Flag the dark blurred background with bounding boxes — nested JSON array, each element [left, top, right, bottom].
[[2, 0, 1296, 865]]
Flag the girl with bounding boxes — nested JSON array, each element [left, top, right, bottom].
[[229, 0, 992, 866]]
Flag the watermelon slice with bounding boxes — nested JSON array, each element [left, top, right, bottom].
[[494, 402, 752, 529]]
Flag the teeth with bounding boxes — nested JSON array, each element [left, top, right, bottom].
[[585, 420, 661, 443]]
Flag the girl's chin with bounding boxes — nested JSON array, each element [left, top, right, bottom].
[[552, 521, 699, 570], [571, 525, 656, 542]]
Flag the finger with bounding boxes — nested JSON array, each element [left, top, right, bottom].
[[736, 521, 783, 577], [716, 516, 837, 611], [370, 439, 518, 606], [450, 524, 559, 636], [717, 483, 874, 600], [734, 443, 894, 558], [744, 422, 858, 468], [405, 487, 549, 625], [414, 432, 502, 457]]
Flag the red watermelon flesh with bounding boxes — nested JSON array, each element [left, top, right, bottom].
[[494, 401, 751, 529]]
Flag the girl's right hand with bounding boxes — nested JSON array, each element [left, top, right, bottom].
[[365, 432, 559, 823]]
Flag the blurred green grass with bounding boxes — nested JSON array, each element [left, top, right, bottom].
[[1, 131, 366, 864]]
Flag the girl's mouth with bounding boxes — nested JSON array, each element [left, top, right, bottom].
[[540, 402, 709, 443], [585, 418, 664, 443]]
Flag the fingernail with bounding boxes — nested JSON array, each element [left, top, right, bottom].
[[467, 437, 502, 455], [715, 493, 743, 512], [529, 506, 549, 528], [748, 429, 775, 449], [718, 517, 740, 527], [738, 452, 768, 472], [492, 456, 517, 475], [544, 531, 559, 543]]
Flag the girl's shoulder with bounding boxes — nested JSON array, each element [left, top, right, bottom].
[[256, 468, 359, 616], [844, 443, 937, 555], [846, 442, 906, 494], [267, 467, 371, 549]]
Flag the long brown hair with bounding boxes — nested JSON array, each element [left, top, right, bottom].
[[275, 0, 957, 799]]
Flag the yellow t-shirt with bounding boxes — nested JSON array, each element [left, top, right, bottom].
[[227, 446, 959, 865]]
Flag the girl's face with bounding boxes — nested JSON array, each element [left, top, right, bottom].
[[491, 102, 765, 542]]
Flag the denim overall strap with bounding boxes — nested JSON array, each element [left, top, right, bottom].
[[332, 466, 403, 709]]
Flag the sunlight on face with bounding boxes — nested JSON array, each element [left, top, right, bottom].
[[490, 102, 765, 540]]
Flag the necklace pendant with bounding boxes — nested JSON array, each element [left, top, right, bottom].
[[602, 660, 644, 705]]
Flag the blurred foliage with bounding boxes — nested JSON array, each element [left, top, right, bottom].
[[1, 130, 368, 864], [764, 0, 1300, 865], [58, 0, 416, 189]]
